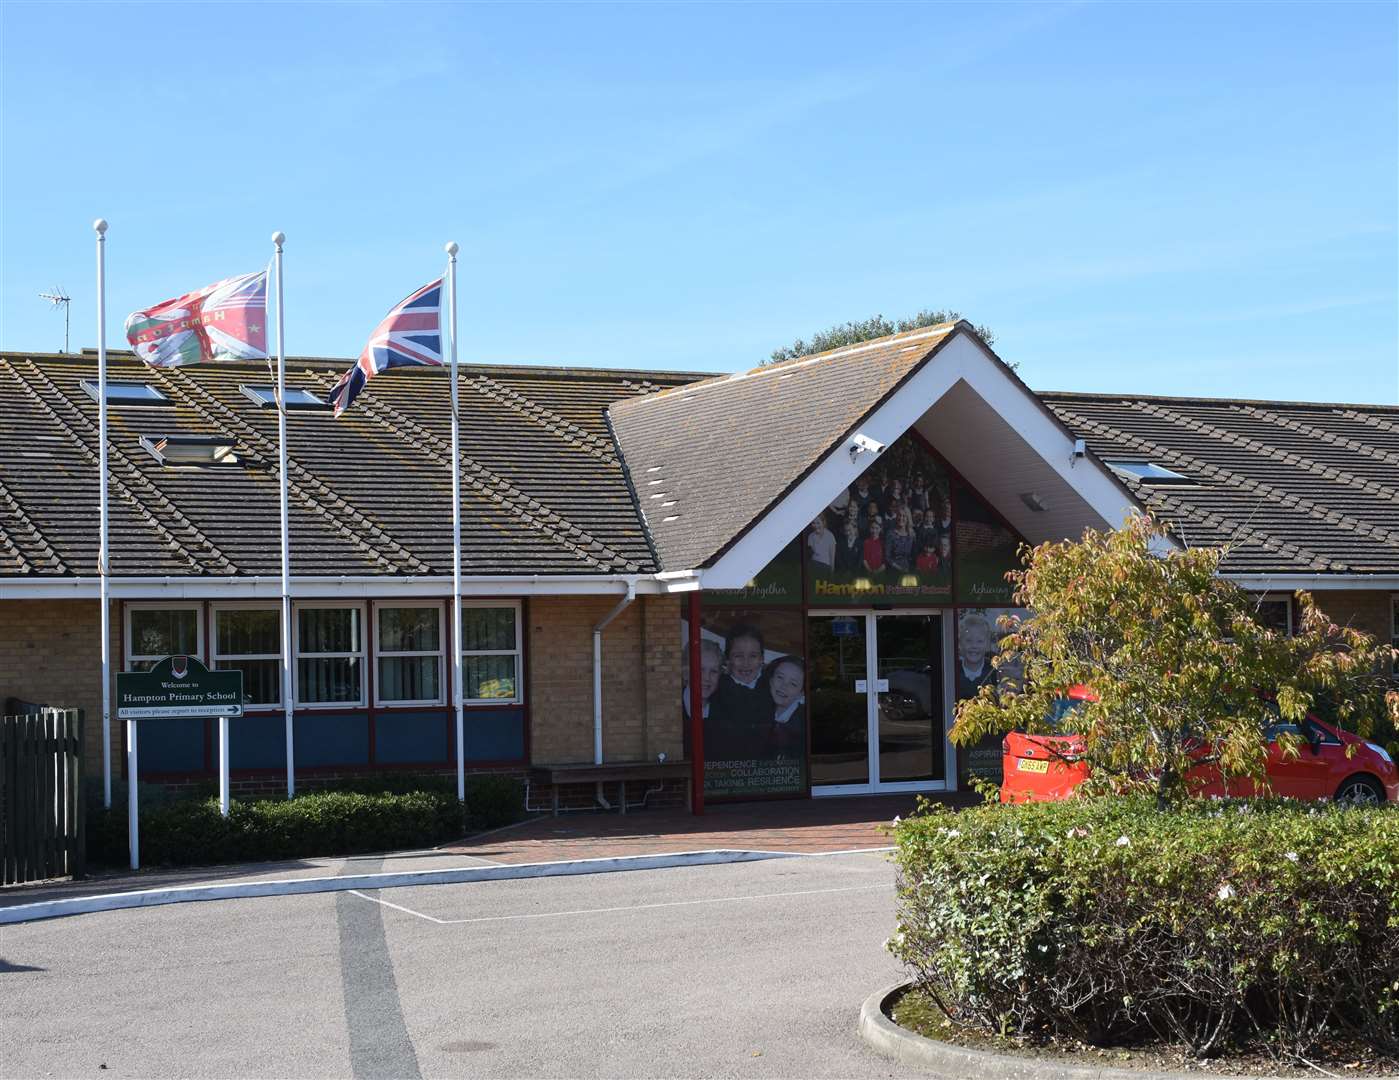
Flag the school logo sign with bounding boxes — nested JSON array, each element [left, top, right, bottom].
[[116, 656, 244, 719]]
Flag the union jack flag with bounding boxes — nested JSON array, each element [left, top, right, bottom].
[[329, 278, 444, 417], [124, 271, 268, 367]]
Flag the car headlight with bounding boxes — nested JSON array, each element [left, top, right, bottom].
[[1366, 742, 1393, 766]]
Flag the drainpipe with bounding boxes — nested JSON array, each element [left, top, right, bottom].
[[592, 578, 638, 766]]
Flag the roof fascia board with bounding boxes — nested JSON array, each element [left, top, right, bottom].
[[1223, 574, 1399, 591], [0, 574, 670, 601], [702, 332, 1145, 589]]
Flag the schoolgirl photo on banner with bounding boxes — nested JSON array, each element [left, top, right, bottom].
[[680, 610, 805, 798], [804, 430, 953, 605], [955, 606, 1029, 785]]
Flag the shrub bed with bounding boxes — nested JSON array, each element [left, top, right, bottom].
[[889, 797, 1399, 1063], [88, 774, 524, 868]]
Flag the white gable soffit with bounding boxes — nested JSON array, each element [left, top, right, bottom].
[[0, 574, 690, 601], [701, 331, 1145, 590]]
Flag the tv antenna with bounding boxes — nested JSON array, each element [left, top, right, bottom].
[[39, 288, 72, 353]]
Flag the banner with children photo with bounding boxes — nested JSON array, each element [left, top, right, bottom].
[[954, 607, 1029, 786], [805, 430, 953, 606], [680, 609, 806, 798]]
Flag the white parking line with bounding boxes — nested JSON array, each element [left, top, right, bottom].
[[348, 882, 895, 925]]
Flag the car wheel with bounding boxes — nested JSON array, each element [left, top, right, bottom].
[[1334, 776, 1384, 806]]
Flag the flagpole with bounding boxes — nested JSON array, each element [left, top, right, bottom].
[[94, 218, 112, 810], [273, 231, 294, 799], [445, 242, 464, 802]]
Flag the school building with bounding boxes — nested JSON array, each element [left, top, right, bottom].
[[1, 323, 1396, 808]]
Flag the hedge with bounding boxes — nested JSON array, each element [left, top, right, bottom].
[[889, 797, 1399, 1061], [87, 773, 524, 868]]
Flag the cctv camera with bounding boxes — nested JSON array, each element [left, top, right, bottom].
[[850, 433, 885, 460], [1072, 438, 1086, 459]]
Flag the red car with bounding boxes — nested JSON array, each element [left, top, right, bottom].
[[1001, 685, 1399, 805]]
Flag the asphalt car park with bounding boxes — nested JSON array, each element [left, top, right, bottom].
[[1, 851, 924, 1080]]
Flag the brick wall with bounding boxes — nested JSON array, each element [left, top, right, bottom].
[[1311, 590, 1396, 648], [0, 598, 117, 766], [526, 594, 684, 766]]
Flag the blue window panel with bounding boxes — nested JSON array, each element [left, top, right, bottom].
[[295, 713, 369, 767], [229, 714, 287, 771], [136, 717, 206, 775], [465, 708, 525, 762], [376, 710, 451, 765]]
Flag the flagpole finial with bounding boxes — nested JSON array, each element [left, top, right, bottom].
[[93, 219, 108, 235], [445, 241, 459, 257], [271, 231, 285, 249]]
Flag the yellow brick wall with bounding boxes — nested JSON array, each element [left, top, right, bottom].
[[0, 598, 120, 767], [1311, 590, 1398, 660], [526, 594, 684, 765]]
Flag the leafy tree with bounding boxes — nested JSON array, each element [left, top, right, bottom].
[[768, 309, 996, 364], [952, 515, 1399, 808]]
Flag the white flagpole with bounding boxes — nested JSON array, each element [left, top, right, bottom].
[[94, 218, 112, 810], [446, 242, 464, 802], [272, 231, 294, 798]]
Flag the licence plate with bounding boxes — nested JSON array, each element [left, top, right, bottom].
[[1017, 758, 1049, 774]]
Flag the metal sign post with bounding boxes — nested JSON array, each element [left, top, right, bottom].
[[116, 656, 243, 870]]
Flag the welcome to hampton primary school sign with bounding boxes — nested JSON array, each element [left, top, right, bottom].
[[115, 655, 243, 870], [116, 655, 243, 719]]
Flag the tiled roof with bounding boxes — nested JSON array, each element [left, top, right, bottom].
[[0, 351, 703, 579], [2, 346, 1395, 583], [1042, 392, 1399, 575], [607, 322, 961, 572]]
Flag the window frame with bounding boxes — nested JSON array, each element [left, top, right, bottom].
[[292, 600, 368, 709], [210, 601, 283, 711], [1391, 594, 1398, 679], [373, 602, 446, 708], [124, 601, 204, 671], [460, 600, 524, 706], [1251, 593, 1293, 637], [80, 379, 173, 407]]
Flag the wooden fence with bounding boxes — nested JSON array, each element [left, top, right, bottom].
[[1, 709, 85, 885]]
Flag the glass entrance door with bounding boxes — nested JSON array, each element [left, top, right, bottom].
[[809, 612, 949, 794]]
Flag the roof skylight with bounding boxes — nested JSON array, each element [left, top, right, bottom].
[[240, 385, 328, 410], [138, 434, 241, 467], [80, 379, 171, 406], [1105, 460, 1192, 485]]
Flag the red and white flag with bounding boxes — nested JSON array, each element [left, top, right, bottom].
[[124, 271, 268, 367]]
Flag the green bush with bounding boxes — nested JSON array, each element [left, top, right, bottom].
[[463, 772, 524, 829], [889, 797, 1399, 1060], [89, 787, 466, 867], [86, 771, 526, 868]]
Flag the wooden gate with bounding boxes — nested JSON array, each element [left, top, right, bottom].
[[0, 709, 85, 885]]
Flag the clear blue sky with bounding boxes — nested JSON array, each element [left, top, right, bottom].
[[2, 2, 1395, 402]]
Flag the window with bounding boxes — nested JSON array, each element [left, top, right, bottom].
[[138, 434, 241, 467], [376, 604, 444, 706], [213, 605, 282, 707], [295, 604, 365, 707], [1104, 460, 1192, 485], [461, 603, 522, 703], [125, 604, 201, 671], [1253, 595, 1293, 636], [239, 385, 328, 410], [1392, 595, 1398, 678], [81, 379, 171, 406]]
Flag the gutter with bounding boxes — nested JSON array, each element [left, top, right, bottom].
[[0, 572, 702, 601], [592, 578, 638, 767], [1222, 574, 1399, 591]]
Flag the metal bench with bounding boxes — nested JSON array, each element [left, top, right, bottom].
[[530, 760, 692, 816]]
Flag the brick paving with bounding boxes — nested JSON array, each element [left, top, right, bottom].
[[441, 792, 976, 864]]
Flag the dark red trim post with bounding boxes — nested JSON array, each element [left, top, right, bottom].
[[687, 590, 705, 816]]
